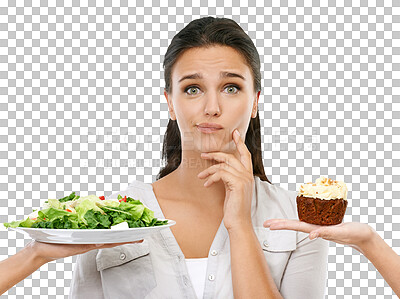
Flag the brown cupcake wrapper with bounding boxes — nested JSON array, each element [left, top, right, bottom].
[[296, 196, 348, 226]]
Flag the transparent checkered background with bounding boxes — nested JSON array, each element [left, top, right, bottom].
[[1, 0, 399, 298]]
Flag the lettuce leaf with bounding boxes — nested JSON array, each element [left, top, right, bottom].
[[38, 208, 70, 221], [3, 218, 35, 228], [32, 214, 80, 229], [84, 210, 111, 229], [75, 197, 104, 225], [58, 192, 80, 203], [118, 201, 145, 219], [141, 207, 155, 224]]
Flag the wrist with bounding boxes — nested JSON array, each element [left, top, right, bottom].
[[352, 225, 379, 254], [226, 221, 254, 235], [26, 241, 52, 265]]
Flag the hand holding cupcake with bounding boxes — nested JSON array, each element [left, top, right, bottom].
[[263, 176, 400, 297]]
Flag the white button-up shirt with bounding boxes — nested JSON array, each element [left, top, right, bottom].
[[70, 176, 329, 299]]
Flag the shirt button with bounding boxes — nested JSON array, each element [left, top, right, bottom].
[[120, 253, 126, 260], [211, 250, 218, 256], [183, 276, 190, 286], [263, 240, 269, 248], [208, 274, 215, 281]]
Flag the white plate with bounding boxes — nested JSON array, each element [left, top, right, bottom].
[[9, 220, 176, 244]]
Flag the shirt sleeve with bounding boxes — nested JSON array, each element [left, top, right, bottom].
[[279, 235, 329, 299], [69, 250, 105, 299]]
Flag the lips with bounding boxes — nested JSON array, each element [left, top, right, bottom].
[[196, 123, 223, 134], [197, 123, 223, 129]]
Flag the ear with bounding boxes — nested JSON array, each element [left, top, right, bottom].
[[164, 89, 176, 120], [251, 91, 260, 118]]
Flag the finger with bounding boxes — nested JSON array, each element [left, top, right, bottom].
[[263, 219, 286, 227], [203, 169, 240, 189], [232, 129, 252, 172], [264, 219, 302, 228], [201, 152, 244, 174], [309, 231, 319, 240], [93, 240, 144, 249], [264, 219, 320, 233], [309, 227, 336, 241], [198, 162, 242, 180]]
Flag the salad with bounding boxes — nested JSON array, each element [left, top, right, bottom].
[[4, 192, 168, 229]]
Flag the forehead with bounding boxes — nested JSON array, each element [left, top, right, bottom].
[[172, 46, 252, 80]]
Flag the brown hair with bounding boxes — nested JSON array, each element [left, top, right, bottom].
[[156, 17, 271, 184]]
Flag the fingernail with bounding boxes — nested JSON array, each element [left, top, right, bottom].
[[309, 232, 318, 240], [234, 130, 240, 138]]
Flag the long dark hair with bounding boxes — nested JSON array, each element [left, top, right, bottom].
[[156, 17, 271, 184]]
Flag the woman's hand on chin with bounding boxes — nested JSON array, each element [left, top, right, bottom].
[[197, 129, 255, 232]]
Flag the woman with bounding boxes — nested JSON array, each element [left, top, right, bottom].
[[0, 240, 137, 295], [264, 219, 400, 296], [70, 17, 328, 298]]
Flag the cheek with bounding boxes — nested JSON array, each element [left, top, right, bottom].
[[230, 100, 253, 125], [172, 101, 197, 127]]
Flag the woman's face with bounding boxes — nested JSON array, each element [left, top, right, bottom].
[[165, 45, 259, 154]]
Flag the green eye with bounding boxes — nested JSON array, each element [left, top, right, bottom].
[[225, 86, 239, 94], [186, 87, 200, 95]]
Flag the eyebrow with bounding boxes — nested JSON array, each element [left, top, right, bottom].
[[178, 71, 246, 83]]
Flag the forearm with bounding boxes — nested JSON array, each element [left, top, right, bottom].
[[0, 245, 48, 295], [229, 225, 283, 299], [358, 230, 400, 296]]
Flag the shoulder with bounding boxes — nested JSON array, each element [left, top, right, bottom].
[[255, 176, 298, 220]]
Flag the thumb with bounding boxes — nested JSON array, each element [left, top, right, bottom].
[[309, 227, 331, 240], [309, 231, 319, 240]]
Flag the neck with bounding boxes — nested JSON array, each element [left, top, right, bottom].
[[172, 150, 230, 204]]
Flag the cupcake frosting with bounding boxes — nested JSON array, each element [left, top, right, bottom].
[[299, 176, 348, 200]]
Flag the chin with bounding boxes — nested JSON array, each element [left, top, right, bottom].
[[198, 142, 234, 153]]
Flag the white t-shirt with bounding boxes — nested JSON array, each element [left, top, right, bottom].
[[185, 258, 208, 299]]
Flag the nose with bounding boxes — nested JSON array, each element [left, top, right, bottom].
[[204, 91, 221, 117]]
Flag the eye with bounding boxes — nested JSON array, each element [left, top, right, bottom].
[[185, 86, 201, 95], [224, 85, 240, 94]]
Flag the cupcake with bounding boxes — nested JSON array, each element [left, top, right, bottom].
[[297, 176, 348, 225]]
